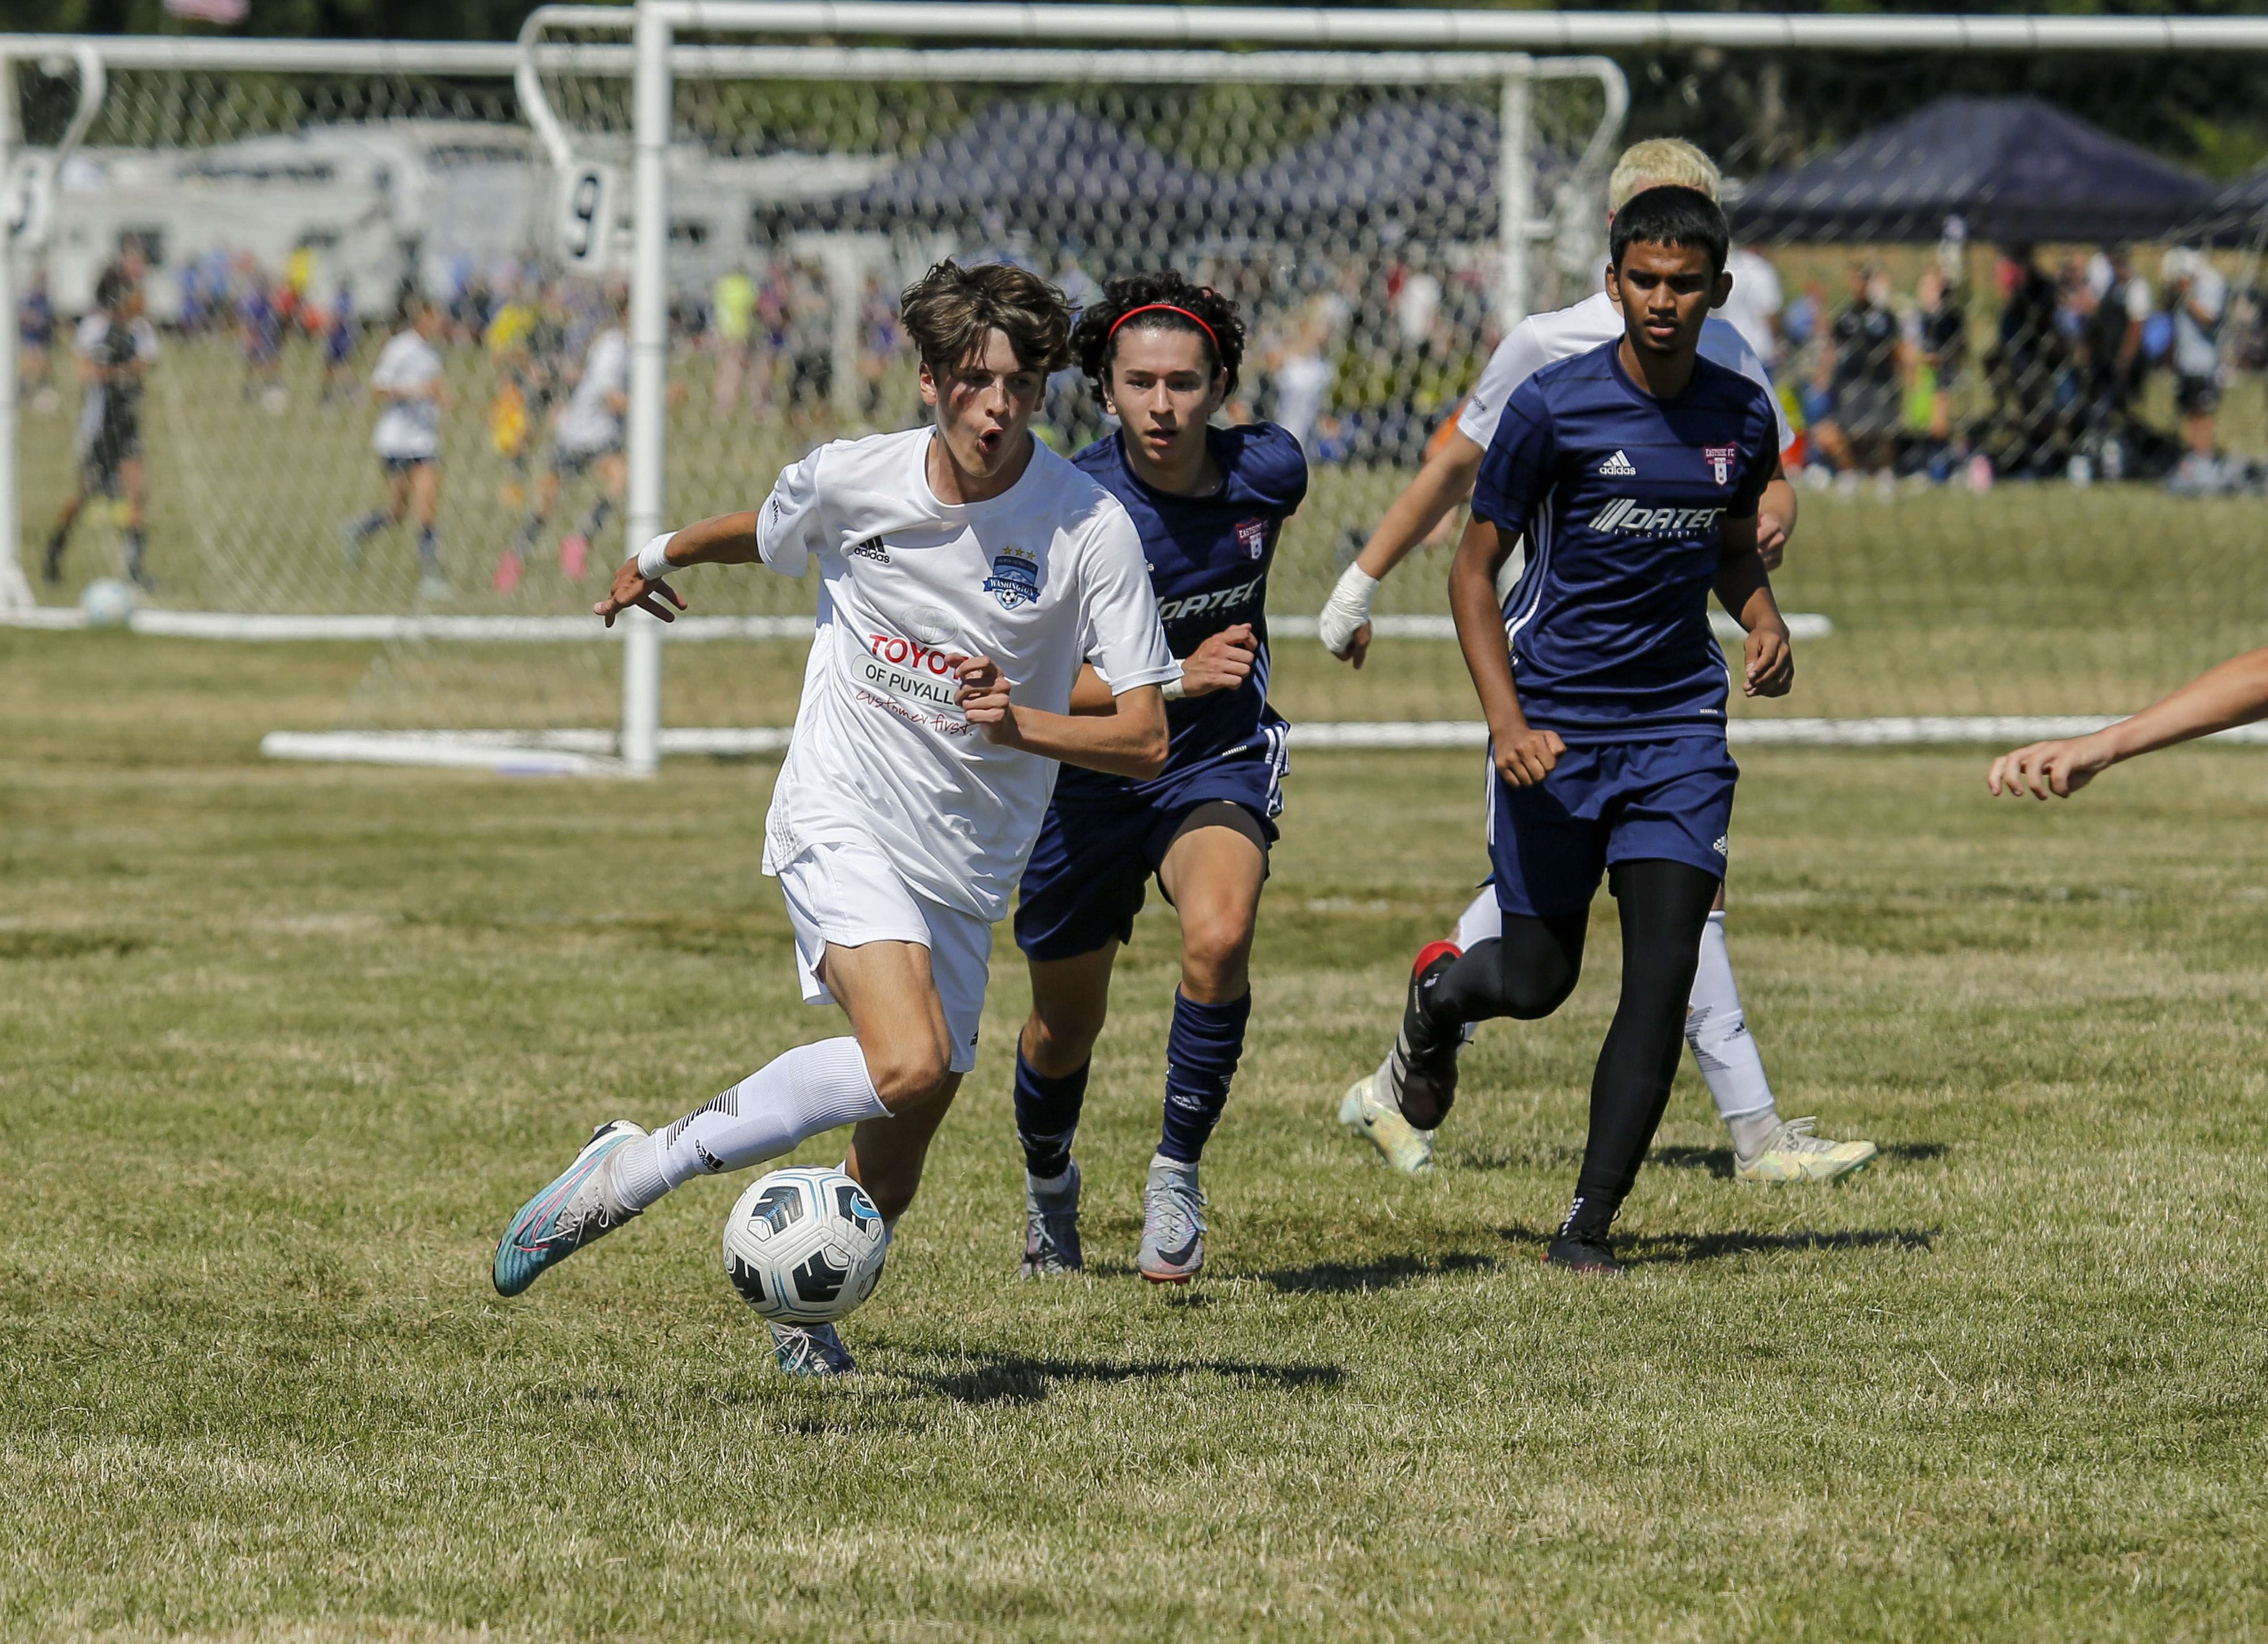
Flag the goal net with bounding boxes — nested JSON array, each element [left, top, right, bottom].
[[7, 19, 2266, 766]]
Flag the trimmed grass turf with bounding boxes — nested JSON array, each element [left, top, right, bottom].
[[5, 630, 2268, 1641]]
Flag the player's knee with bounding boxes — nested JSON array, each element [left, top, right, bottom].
[[1177, 914, 1253, 1000], [1022, 1008, 1100, 1078], [863, 1039, 952, 1113], [1500, 965, 1579, 1020]]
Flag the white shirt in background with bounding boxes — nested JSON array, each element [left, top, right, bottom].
[[1720, 247, 1785, 367], [2170, 261, 2227, 379], [555, 327, 630, 453], [369, 328, 445, 461], [754, 426, 1180, 922]]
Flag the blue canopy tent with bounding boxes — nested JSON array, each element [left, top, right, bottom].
[[1733, 96, 2215, 245], [1215, 97, 1514, 243], [813, 102, 1216, 242]]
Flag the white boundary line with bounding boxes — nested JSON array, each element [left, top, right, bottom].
[[4, 608, 1833, 642], [259, 716, 2268, 774]]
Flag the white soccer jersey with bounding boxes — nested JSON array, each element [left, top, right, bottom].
[[756, 426, 1181, 922], [1456, 291, 1792, 451], [555, 327, 628, 453], [369, 329, 445, 461]]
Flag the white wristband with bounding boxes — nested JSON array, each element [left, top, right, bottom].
[[1161, 676, 1187, 702], [636, 531, 676, 582], [1318, 563, 1381, 657]]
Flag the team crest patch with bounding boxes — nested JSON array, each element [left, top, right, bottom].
[[1236, 518, 1268, 560], [1703, 445, 1739, 485], [982, 545, 1041, 610]]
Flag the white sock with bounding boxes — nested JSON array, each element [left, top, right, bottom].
[[1684, 912, 1780, 1149], [1453, 886, 1502, 951], [613, 1038, 888, 1211]]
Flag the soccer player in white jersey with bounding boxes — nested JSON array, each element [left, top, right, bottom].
[[340, 296, 450, 601], [490, 262, 1179, 1376], [503, 287, 630, 589], [43, 266, 158, 589], [1322, 140, 1875, 1186]]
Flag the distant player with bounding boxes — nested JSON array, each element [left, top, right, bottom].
[[44, 266, 157, 589], [340, 296, 450, 601], [1988, 650, 2268, 800], [1348, 188, 1793, 1275], [1325, 140, 1872, 1186], [1011, 273, 1306, 1285], [320, 282, 357, 405], [505, 287, 628, 587], [490, 261, 1179, 1375]]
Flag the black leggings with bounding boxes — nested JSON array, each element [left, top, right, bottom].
[[1419, 859, 1722, 1232]]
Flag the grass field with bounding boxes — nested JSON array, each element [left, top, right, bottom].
[[21, 334, 2268, 735], [6, 629, 2268, 1642]]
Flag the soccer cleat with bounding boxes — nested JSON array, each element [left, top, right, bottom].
[[1337, 1073, 1436, 1175], [770, 1321, 856, 1376], [1733, 1117, 1879, 1185], [1543, 1233, 1624, 1276], [418, 572, 454, 603], [1019, 1159, 1083, 1278], [559, 534, 589, 581], [1138, 1159, 1206, 1284], [491, 1120, 647, 1297]]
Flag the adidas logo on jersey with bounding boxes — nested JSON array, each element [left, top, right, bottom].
[[848, 535, 889, 563], [1588, 498, 1728, 535], [1598, 449, 1637, 476]]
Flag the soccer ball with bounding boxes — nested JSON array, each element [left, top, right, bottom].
[[722, 1166, 888, 1324], [81, 577, 136, 630]]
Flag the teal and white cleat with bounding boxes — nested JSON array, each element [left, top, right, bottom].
[[771, 1321, 856, 1376], [1138, 1159, 1207, 1284], [1337, 1071, 1436, 1176], [491, 1120, 647, 1297], [1733, 1117, 1879, 1185]]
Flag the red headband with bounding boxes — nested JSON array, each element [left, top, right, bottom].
[[1107, 302, 1220, 353]]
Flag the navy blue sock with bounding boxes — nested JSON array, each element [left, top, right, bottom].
[[1014, 1047, 1088, 1179], [417, 527, 440, 572], [1158, 990, 1251, 1166]]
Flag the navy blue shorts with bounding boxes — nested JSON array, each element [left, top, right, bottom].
[[1488, 736, 1735, 918], [380, 454, 434, 475], [1016, 777, 1278, 961]]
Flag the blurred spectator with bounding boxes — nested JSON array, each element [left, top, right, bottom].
[[1906, 265, 1966, 445], [1722, 244, 1784, 368], [786, 262, 833, 425], [321, 280, 357, 405], [1811, 263, 1902, 490], [2163, 246, 2226, 464], [2077, 246, 2148, 445], [855, 273, 901, 420], [1986, 244, 2067, 476], [711, 264, 756, 416], [1270, 301, 1335, 457], [19, 270, 57, 414]]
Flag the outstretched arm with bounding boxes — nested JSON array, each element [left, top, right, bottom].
[[959, 661, 1168, 780], [1988, 647, 2268, 799], [595, 512, 762, 625], [1319, 429, 1487, 666]]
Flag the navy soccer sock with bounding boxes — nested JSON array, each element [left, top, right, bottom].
[[1158, 990, 1251, 1166], [1014, 1047, 1088, 1180]]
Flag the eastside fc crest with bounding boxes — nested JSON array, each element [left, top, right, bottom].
[[1235, 518, 1268, 560], [1703, 445, 1739, 485], [983, 545, 1041, 610]]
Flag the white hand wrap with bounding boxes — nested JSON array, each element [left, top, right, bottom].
[[1162, 676, 1187, 702], [1318, 563, 1380, 657], [636, 531, 676, 582]]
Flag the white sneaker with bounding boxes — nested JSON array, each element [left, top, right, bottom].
[[1337, 1071, 1435, 1175], [1734, 1117, 1878, 1184]]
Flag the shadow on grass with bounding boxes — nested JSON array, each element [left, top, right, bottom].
[[1496, 1222, 1935, 1265], [900, 1351, 1347, 1407], [1259, 1251, 1499, 1293]]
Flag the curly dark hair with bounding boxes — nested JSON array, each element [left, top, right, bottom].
[[1071, 271, 1247, 396]]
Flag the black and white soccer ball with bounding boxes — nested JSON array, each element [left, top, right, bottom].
[[722, 1166, 888, 1324]]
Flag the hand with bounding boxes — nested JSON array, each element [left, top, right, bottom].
[[1318, 563, 1379, 667], [955, 654, 1018, 745], [1755, 510, 1790, 572], [1742, 622, 1794, 697], [1178, 624, 1258, 697], [595, 557, 687, 627], [1987, 735, 2113, 800], [1491, 725, 1565, 787]]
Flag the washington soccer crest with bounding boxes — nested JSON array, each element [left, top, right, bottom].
[[983, 545, 1041, 609], [1703, 445, 1739, 485], [1236, 518, 1268, 560]]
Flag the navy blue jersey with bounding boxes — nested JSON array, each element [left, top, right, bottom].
[[1054, 422, 1308, 807], [1474, 340, 1777, 743]]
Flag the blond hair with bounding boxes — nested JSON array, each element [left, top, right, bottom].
[[1608, 139, 1723, 211]]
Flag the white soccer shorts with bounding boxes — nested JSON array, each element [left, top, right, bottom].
[[774, 837, 992, 1074]]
